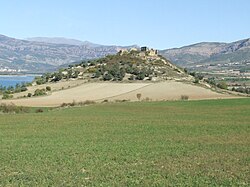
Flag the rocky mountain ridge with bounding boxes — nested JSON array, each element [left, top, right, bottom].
[[0, 34, 137, 73], [26, 37, 101, 47], [1, 34, 250, 73], [160, 38, 250, 68]]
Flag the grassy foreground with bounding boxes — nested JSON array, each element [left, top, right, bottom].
[[0, 99, 249, 186]]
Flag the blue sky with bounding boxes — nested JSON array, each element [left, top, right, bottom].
[[0, 0, 249, 49]]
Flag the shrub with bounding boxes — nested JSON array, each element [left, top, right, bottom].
[[217, 82, 228, 90], [82, 100, 96, 105], [20, 86, 28, 92], [196, 74, 204, 80], [33, 89, 46, 96], [35, 77, 47, 85], [35, 108, 44, 113], [143, 97, 151, 102], [136, 93, 142, 101], [189, 72, 196, 77], [27, 93, 32, 97], [46, 86, 51, 91], [88, 67, 97, 73], [61, 103, 68, 107], [136, 72, 145, 80], [233, 87, 250, 94], [181, 95, 189, 100], [2, 93, 13, 100], [51, 72, 63, 82], [205, 78, 216, 86], [103, 73, 112, 81], [94, 70, 101, 78], [0, 103, 29, 113], [193, 78, 199, 84], [60, 100, 96, 107], [115, 99, 129, 103]]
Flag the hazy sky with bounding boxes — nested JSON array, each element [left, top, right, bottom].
[[0, 0, 249, 49]]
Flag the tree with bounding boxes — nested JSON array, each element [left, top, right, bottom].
[[217, 82, 228, 90], [189, 72, 196, 77], [103, 73, 112, 81], [52, 72, 63, 82], [136, 72, 145, 80], [36, 77, 47, 85]]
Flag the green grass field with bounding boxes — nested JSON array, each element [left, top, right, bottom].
[[0, 99, 249, 186]]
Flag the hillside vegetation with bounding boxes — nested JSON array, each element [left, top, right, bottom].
[[0, 99, 249, 186], [35, 48, 189, 85]]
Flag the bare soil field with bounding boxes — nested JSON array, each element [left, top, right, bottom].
[[0, 81, 235, 107], [12, 79, 88, 99], [108, 81, 232, 101]]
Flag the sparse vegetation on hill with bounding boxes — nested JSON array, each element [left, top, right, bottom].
[[34, 48, 189, 85], [0, 83, 29, 99]]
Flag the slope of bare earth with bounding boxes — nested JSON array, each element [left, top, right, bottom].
[[12, 79, 88, 99], [0, 82, 149, 107], [0, 81, 235, 107], [107, 81, 232, 101]]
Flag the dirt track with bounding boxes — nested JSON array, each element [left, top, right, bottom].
[[0, 81, 234, 107]]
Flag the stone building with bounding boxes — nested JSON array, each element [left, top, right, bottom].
[[140, 46, 158, 56], [141, 46, 149, 52]]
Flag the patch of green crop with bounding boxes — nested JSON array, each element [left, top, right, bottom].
[[0, 98, 249, 186]]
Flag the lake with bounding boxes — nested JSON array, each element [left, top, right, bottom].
[[0, 75, 37, 88]]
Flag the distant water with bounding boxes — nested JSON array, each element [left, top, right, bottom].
[[0, 75, 37, 88]]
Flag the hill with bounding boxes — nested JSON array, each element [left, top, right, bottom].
[[33, 47, 189, 84], [160, 38, 250, 71], [0, 34, 137, 73], [0, 49, 238, 107]]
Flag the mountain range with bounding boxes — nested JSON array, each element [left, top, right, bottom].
[[0, 34, 250, 73], [26, 37, 102, 47], [0, 35, 137, 73], [159, 38, 250, 70]]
